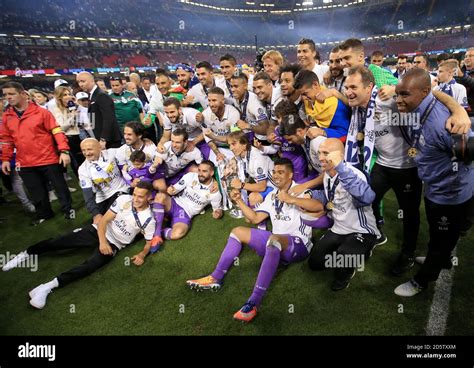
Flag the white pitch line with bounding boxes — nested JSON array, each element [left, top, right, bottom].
[[425, 249, 456, 336]]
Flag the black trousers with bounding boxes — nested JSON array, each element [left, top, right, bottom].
[[370, 163, 422, 255], [66, 135, 85, 178], [27, 224, 119, 287], [97, 192, 124, 215], [308, 230, 377, 280], [414, 196, 473, 288], [19, 164, 72, 219]]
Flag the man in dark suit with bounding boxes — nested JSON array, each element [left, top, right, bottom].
[[76, 72, 122, 149]]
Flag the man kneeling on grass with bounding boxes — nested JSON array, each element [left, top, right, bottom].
[[186, 158, 330, 323], [2, 181, 156, 309]]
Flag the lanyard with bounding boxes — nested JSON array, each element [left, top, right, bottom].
[[241, 149, 251, 179], [337, 76, 346, 93], [226, 79, 233, 97], [407, 97, 436, 148], [327, 176, 340, 205], [274, 190, 284, 215], [239, 92, 250, 121], [130, 142, 145, 154], [132, 206, 152, 234]]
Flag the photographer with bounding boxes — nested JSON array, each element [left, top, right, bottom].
[[394, 69, 473, 297], [51, 86, 84, 177]]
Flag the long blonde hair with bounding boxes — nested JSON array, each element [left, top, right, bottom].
[[54, 86, 73, 110]]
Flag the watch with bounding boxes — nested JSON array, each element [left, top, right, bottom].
[[241, 182, 245, 189], [60, 150, 70, 154]]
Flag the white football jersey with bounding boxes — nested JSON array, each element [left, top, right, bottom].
[[312, 64, 330, 86], [316, 164, 380, 236], [78, 149, 129, 203], [233, 91, 268, 140], [115, 142, 157, 168], [302, 135, 326, 174], [374, 96, 416, 169], [156, 141, 203, 177], [236, 146, 274, 183], [172, 172, 223, 218], [187, 77, 230, 109], [434, 82, 468, 108], [256, 182, 313, 252], [162, 107, 203, 140], [265, 86, 283, 123], [202, 104, 241, 147], [99, 195, 155, 249]]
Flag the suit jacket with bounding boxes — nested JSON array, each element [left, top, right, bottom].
[[137, 87, 149, 105], [89, 88, 122, 147]]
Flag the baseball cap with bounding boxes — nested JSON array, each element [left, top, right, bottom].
[[54, 79, 69, 89], [75, 92, 89, 100]]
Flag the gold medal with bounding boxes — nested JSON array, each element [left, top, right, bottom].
[[326, 201, 334, 210], [357, 132, 365, 141], [408, 147, 417, 158]]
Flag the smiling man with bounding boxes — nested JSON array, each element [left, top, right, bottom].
[[186, 158, 318, 323], [3, 181, 156, 309], [394, 69, 474, 297], [78, 138, 130, 224], [344, 65, 423, 274]]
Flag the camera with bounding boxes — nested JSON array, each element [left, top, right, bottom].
[[452, 133, 474, 164], [255, 47, 267, 72]]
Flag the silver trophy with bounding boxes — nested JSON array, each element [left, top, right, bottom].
[[219, 157, 245, 219]]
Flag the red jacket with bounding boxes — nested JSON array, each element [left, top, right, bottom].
[[0, 102, 70, 168]]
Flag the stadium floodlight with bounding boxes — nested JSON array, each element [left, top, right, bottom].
[[246, 1, 255, 4], [323, 0, 333, 3], [110, 38, 118, 42], [13, 34, 25, 37], [30, 35, 41, 38], [302, 1, 313, 5], [46, 36, 56, 39]]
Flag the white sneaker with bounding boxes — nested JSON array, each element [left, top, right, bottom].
[[49, 190, 58, 202], [68, 187, 77, 193], [394, 279, 423, 297], [2, 251, 29, 271], [29, 284, 53, 309], [415, 256, 426, 265]]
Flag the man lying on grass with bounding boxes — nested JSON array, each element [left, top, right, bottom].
[[2, 181, 156, 309]]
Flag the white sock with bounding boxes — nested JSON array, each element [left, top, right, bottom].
[[45, 278, 59, 289]]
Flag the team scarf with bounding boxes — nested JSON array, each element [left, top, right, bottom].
[[438, 79, 456, 97], [344, 85, 378, 174], [89, 153, 115, 186]]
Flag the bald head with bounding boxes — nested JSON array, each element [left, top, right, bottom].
[[318, 138, 345, 173], [76, 72, 95, 93], [395, 68, 431, 113], [80, 138, 101, 161], [322, 138, 345, 154]]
